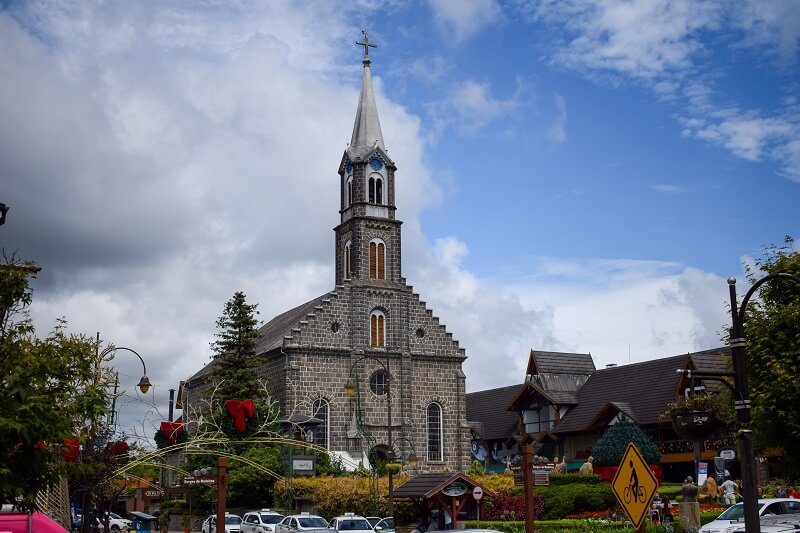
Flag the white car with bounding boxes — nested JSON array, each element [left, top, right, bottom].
[[274, 513, 331, 533], [327, 513, 374, 533], [202, 514, 243, 533], [242, 510, 284, 533], [373, 517, 394, 533], [700, 498, 800, 533]]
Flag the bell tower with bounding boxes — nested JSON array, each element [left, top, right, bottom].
[[335, 33, 402, 286]]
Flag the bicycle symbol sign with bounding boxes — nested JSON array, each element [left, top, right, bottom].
[[612, 442, 658, 530]]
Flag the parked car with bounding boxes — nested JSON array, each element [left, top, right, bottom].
[[327, 513, 374, 533], [700, 498, 800, 533], [0, 505, 70, 533], [373, 517, 394, 533], [242, 510, 284, 533], [274, 513, 331, 533], [72, 511, 132, 532], [202, 513, 243, 533], [364, 518, 381, 528]]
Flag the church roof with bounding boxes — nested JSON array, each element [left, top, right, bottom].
[[255, 293, 329, 353], [466, 384, 521, 440], [347, 53, 385, 160]]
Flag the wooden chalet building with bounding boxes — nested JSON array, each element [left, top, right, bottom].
[[466, 348, 734, 482]]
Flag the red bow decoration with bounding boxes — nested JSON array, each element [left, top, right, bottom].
[[63, 437, 80, 462], [108, 440, 129, 456], [225, 399, 254, 433], [160, 421, 184, 445]]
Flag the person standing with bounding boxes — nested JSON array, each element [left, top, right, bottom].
[[774, 483, 787, 498], [788, 485, 800, 499], [443, 509, 452, 530], [721, 477, 739, 505]]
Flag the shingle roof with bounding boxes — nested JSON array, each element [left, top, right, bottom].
[[254, 293, 329, 353], [466, 384, 521, 440], [392, 472, 494, 499], [552, 350, 730, 434], [527, 350, 596, 376]]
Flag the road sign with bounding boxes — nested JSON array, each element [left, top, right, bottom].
[[612, 442, 658, 530], [183, 476, 216, 485], [472, 486, 484, 500]]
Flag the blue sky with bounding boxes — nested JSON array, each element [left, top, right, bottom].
[[1, 0, 798, 440]]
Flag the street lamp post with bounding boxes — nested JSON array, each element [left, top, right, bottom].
[[344, 355, 393, 516], [727, 274, 800, 533], [101, 345, 152, 394]]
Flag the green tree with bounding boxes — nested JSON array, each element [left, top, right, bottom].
[[0, 258, 108, 510], [591, 418, 661, 466], [742, 236, 800, 477], [209, 291, 262, 401]]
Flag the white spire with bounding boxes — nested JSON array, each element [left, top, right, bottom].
[[349, 33, 385, 157]]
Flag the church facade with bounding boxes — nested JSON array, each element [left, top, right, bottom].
[[186, 40, 470, 473]]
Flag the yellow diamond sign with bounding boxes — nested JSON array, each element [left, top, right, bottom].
[[612, 442, 658, 530]]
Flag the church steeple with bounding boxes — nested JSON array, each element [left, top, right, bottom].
[[349, 32, 385, 159], [335, 32, 401, 287]]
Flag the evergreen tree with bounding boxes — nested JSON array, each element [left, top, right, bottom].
[[742, 236, 800, 477], [209, 291, 262, 401], [591, 418, 661, 466]]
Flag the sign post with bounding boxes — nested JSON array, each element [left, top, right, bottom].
[[473, 486, 483, 527], [612, 443, 658, 533]]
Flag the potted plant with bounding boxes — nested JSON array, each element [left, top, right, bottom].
[[666, 392, 735, 441], [182, 513, 191, 533]]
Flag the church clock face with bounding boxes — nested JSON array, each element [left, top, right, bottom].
[[369, 156, 383, 171], [345, 162, 353, 173]]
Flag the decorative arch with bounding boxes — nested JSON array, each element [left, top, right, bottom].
[[369, 238, 386, 280]]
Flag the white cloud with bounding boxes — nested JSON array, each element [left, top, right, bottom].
[[429, 79, 523, 136], [428, 0, 502, 43]]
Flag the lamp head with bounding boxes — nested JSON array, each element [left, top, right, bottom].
[[344, 377, 356, 397], [138, 375, 152, 394], [407, 450, 418, 468], [0, 203, 8, 226]]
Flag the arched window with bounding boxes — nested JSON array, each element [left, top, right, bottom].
[[370, 310, 385, 347], [344, 241, 352, 279], [368, 176, 383, 204], [311, 399, 330, 450], [346, 177, 353, 207], [427, 403, 443, 461], [369, 239, 385, 279]]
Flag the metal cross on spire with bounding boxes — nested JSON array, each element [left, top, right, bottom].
[[356, 30, 377, 59]]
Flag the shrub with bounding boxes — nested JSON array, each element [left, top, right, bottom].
[[534, 483, 617, 520], [483, 491, 543, 521], [549, 474, 601, 485]]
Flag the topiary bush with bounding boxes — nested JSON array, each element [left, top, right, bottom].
[[591, 419, 661, 466]]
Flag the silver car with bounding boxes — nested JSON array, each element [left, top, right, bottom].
[[274, 514, 331, 533], [242, 510, 284, 533]]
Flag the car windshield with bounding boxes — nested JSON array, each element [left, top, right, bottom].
[[261, 516, 283, 524], [339, 519, 371, 530], [226, 516, 242, 525], [298, 517, 328, 528], [718, 503, 745, 521]]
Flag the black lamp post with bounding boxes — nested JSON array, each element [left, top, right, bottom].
[[726, 273, 800, 533], [344, 355, 393, 516], [0, 203, 9, 226], [391, 435, 419, 471], [101, 346, 152, 393]]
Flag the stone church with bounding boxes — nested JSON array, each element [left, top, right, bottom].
[[186, 39, 470, 473]]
